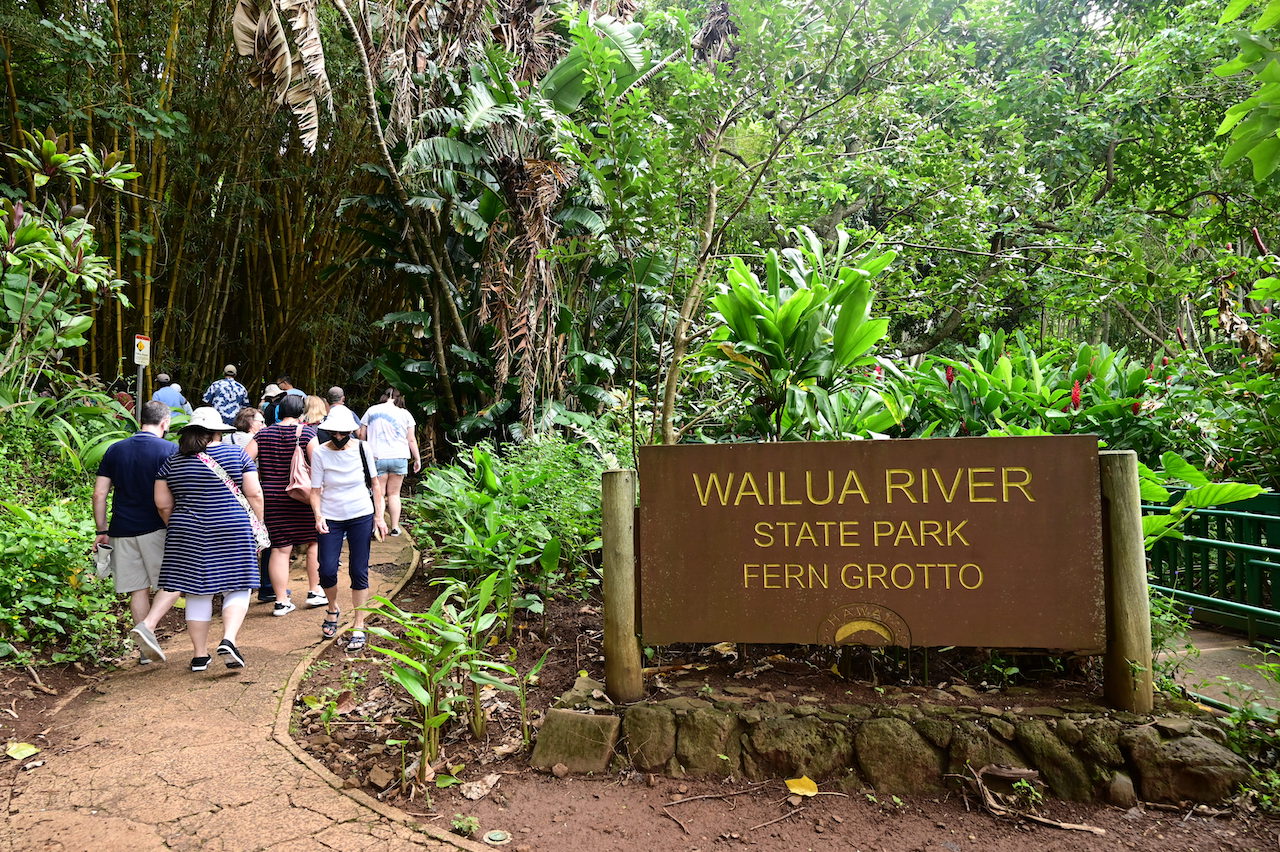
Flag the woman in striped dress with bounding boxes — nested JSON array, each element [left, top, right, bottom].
[[246, 394, 323, 615], [154, 407, 262, 671]]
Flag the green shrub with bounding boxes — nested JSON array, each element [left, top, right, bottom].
[[0, 413, 132, 665], [407, 417, 631, 605], [0, 498, 125, 663]]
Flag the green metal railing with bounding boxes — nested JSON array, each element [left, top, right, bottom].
[[1144, 491, 1280, 642]]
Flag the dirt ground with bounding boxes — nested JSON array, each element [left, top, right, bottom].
[[0, 606, 187, 765], [446, 772, 1275, 852], [287, 569, 1280, 852]]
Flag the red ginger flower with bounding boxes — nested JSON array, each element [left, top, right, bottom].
[[945, 365, 955, 386], [1132, 400, 1141, 415], [1071, 380, 1082, 410]]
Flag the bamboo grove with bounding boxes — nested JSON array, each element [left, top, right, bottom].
[[5, 0, 1280, 449]]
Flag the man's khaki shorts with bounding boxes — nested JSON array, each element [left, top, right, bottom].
[[110, 528, 166, 594]]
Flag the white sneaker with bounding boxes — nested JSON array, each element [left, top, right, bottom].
[[306, 590, 328, 608], [272, 600, 297, 617]]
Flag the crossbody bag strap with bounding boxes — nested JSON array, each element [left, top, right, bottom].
[[197, 451, 253, 514], [357, 442, 373, 490]]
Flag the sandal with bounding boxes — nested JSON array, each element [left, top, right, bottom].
[[346, 630, 366, 652], [321, 609, 340, 639]]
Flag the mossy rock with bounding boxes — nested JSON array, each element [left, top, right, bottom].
[[741, 717, 854, 781], [856, 717, 944, 794], [1078, 718, 1124, 768], [623, 705, 675, 772], [947, 720, 1026, 776], [1120, 728, 1249, 804], [676, 708, 742, 777], [1015, 719, 1092, 801]]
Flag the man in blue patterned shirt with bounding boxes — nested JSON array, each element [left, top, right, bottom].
[[202, 364, 250, 426]]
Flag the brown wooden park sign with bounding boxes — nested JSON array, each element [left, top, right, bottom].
[[600, 437, 1153, 712], [638, 435, 1103, 650]]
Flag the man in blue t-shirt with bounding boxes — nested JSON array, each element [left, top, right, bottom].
[[92, 400, 181, 663], [151, 373, 192, 414]]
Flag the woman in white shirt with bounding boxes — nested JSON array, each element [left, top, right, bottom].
[[359, 388, 421, 537], [309, 408, 387, 650]]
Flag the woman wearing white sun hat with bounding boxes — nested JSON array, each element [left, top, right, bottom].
[[309, 407, 386, 650], [133, 406, 263, 672]]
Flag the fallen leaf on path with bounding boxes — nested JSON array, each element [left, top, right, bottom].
[[6, 742, 39, 760], [460, 772, 501, 800], [335, 691, 357, 714], [785, 776, 819, 797]]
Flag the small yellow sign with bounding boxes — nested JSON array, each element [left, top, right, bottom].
[[133, 334, 151, 366]]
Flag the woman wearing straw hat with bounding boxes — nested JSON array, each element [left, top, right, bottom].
[[309, 407, 386, 651], [148, 406, 262, 671]]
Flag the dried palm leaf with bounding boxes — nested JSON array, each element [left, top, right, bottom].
[[249, 2, 294, 103], [283, 61, 321, 152], [279, 0, 333, 111], [232, 0, 260, 57], [693, 1, 739, 66]]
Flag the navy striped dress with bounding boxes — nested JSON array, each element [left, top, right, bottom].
[[157, 443, 260, 595]]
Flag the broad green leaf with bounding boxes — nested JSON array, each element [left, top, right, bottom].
[[1217, 98, 1260, 135], [1254, 0, 1280, 31], [1141, 514, 1179, 538], [540, 538, 561, 574], [1221, 0, 1256, 24], [855, 250, 896, 278], [1139, 479, 1171, 503], [993, 355, 1013, 389], [834, 316, 887, 367], [1247, 134, 1280, 180], [1159, 453, 1210, 486], [1182, 482, 1265, 508]]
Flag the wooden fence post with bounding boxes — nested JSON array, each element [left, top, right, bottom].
[[602, 469, 643, 703], [1099, 450, 1154, 713]]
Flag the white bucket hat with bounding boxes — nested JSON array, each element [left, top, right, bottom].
[[318, 408, 360, 433], [181, 406, 236, 432]]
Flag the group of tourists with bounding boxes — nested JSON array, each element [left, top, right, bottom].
[[92, 365, 422, 671]]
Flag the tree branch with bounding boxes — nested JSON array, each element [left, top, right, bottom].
[[1109, 300, 1178, 357]]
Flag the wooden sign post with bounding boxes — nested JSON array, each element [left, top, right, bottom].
[[602, 469, 643, 703], [1099, 450, 1154, 713]]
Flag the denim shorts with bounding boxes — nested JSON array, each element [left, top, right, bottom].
[[376, 457, 409, 476]]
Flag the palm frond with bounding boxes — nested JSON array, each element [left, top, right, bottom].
[[283, 68, 320, 152], [248, 2, 293, 103], [232, 0, 259, 57], [279, 0, 333, 111], [460, 80, 521, 133], [555, 205, 606, 236]]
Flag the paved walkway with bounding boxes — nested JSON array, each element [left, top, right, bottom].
[[2, 537, 472, 852], [1178, 628, 1279, 711]]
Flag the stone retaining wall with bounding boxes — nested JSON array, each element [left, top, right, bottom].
[[538, 679, 1249, 806]]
